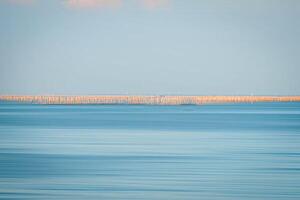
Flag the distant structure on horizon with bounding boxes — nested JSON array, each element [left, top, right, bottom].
[[1, 95, 300, 105]]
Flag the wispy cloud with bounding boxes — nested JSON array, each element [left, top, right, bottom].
[[5, 0, 171, 10], [65, 0, 170, 10], [64, 0, 122, 9], [140, 0, 170, 10]]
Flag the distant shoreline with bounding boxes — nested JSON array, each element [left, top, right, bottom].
[[1, 95, 300, 105]]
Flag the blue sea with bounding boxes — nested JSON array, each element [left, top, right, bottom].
[[0, 102, 300, 199]]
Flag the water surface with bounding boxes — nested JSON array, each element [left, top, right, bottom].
[[0, 102, 300, 199]]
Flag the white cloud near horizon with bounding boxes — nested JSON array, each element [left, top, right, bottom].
[[140, 0, 169, 9], [64, 0, 170, 9], [5, 0, 171, 9], [64, 0, 122, 9]]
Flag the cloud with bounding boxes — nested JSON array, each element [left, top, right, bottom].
[[140, 0, 170, 9], [65, 0, 169, 10], [5, 0, 171, 10], [64, 0, 122, 9]]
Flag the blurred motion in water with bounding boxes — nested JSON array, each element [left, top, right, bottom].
[[0, 102, 300, 199]]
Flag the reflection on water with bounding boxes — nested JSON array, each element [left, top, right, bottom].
[[0, 102, 300, 199]]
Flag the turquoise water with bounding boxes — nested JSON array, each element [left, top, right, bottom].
[[0, 102, 300, 199]]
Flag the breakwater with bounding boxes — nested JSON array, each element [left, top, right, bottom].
[[1, 95, 300, 105]]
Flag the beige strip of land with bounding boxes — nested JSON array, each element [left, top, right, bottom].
[[1, 95, 300, 105]]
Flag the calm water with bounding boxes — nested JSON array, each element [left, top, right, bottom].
[[0, 102, 300, 199]]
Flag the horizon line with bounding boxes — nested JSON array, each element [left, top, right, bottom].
[[1, 95, 300, 105]]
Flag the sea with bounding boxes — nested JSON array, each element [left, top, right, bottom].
[[0, 102, 300, 199]]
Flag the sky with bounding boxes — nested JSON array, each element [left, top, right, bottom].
[[0, 0, 299, 95]]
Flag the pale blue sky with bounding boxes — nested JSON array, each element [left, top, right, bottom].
[[0, 0, 299, 95]]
